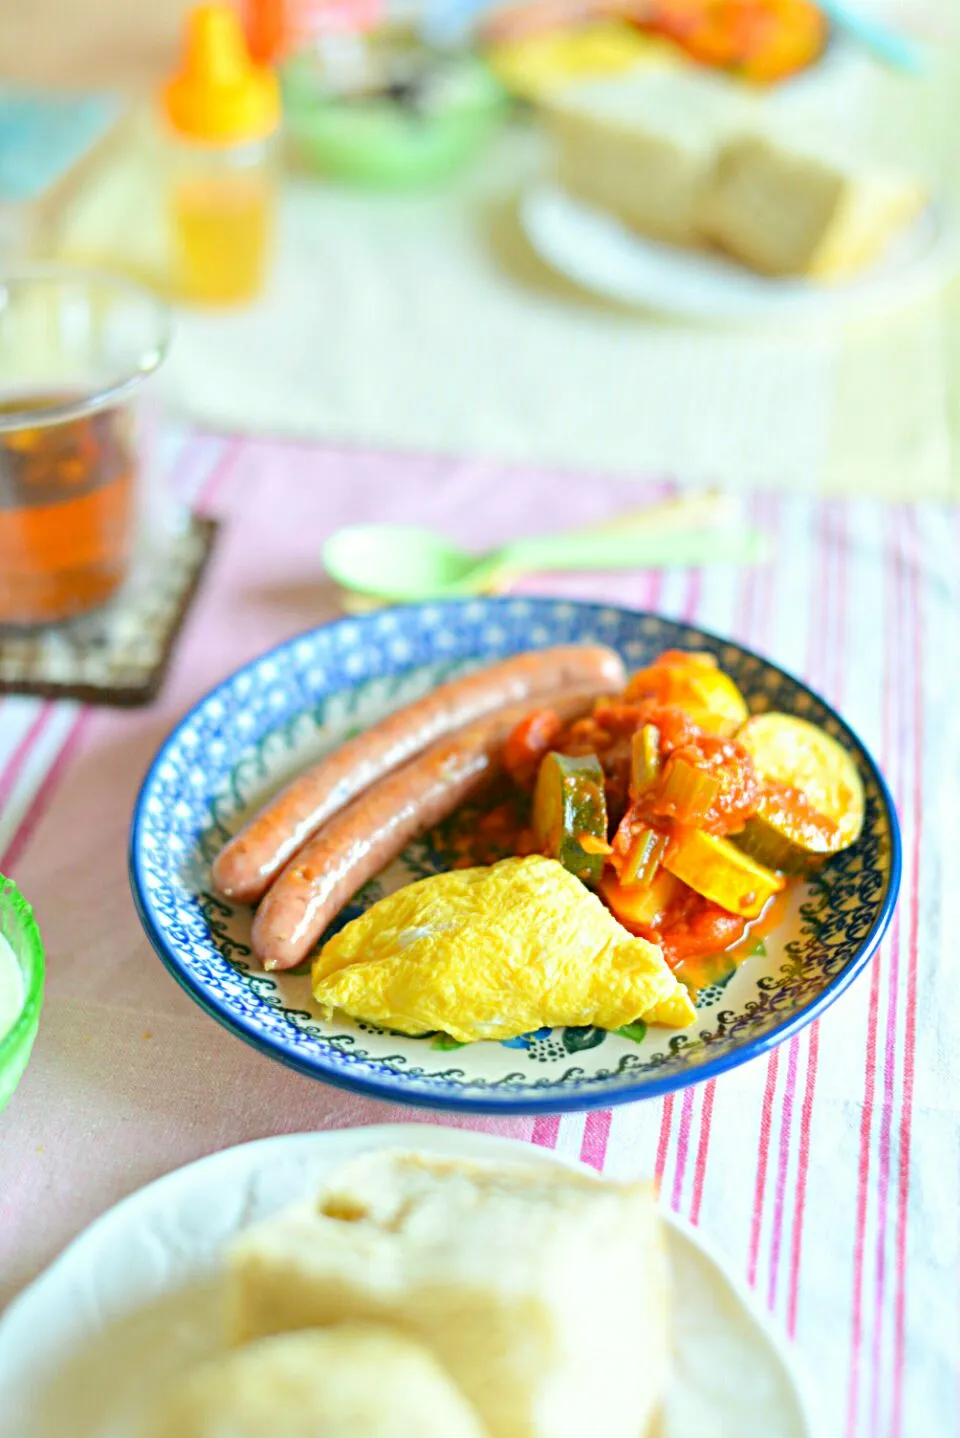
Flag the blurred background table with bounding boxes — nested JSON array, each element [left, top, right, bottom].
[[3, 0, 959, 499]]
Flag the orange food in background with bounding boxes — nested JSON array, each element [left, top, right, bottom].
[[0, 397, 137, 626], [643, 0, 827, 82], [483, 0, 826, 83]]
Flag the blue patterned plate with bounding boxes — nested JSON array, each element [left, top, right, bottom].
[[129, 598, 900, 1115]]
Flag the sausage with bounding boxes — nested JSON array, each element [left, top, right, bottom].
[[251, 689, 600, 971], [212, 644, 625, 904]]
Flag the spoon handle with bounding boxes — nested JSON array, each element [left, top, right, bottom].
[[499, 490, 743, 567], [572, 491, 740, 541], [500, 527, 766, 574]]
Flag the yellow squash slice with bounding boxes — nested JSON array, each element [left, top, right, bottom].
[[626, 651, 749, 736], [663, 828, 784, 918]]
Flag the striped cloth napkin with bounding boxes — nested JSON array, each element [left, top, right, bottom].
[[0, 434, 955, 1437]]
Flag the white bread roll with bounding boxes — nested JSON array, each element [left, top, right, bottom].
[[227, 1150, 669, 1438], [145, 1323, 486, 1438]]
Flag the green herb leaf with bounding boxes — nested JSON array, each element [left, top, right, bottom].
[[431, 1033, 467, 1050], [617, 1021, 648, 1043]]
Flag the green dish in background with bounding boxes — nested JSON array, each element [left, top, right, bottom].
[[0, 876, 44, 1115], [281, 51, 508, 188]]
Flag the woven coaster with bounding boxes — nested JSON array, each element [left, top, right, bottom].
[[0, 514, 218, 706]]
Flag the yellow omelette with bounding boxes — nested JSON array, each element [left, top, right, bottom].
[[311, 855, 696, 1044]]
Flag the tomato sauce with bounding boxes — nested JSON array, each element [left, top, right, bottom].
[[671, 887, 793, 994], [503, 708, 564, 789], [760, 779, 840, 850]]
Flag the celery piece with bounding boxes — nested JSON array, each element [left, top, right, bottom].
[[630, 723, 662, 798], [657, 753, 721, 825], [620, 826, 668, 889]]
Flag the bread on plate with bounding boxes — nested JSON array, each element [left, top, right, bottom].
[[144, 1322, 486, 1437], [227, 1148, 670, 1438]]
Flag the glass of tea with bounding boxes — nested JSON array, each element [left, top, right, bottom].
[[0, 266, 170, 628]]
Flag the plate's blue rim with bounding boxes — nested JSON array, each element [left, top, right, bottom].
[[129, 597, 902, 1116]]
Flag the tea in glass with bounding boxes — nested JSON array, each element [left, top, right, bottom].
[[0, 268, 169, 628]]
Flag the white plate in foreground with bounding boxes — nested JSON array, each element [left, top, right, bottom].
[[0, 1126, 816, 1438], [521, 182, 957, 325]]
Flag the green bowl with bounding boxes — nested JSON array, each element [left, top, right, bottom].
[[282, 55, 508, 189], [0, 876, 44, 1114]]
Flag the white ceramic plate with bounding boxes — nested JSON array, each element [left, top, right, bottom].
[[521, 182, 958, 325], [0, 1126, 817, 1438]]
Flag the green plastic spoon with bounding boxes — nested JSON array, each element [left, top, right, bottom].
[[323, 498, 766, 604]]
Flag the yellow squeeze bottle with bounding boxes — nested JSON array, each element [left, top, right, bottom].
[[162, 4, 280, 305]]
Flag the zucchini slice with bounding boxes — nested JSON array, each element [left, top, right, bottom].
[[663, 828, 784, 919], [533, 751, 608, 887], [735, 713, 865, 872]]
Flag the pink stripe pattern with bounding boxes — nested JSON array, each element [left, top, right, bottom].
[[580, 1110, 612, 1172], [0, 707, 55, 818], [891, 507, 924, 1436], [776, 498, 846, 1334], [749, 1048, 780, 1289], [1, 711, 91, 873]]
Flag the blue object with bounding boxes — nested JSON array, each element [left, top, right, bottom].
[[0, 89, 121, 203], [818, 0, 927, 74], [129, 597, 900, 1116], [419, 0, 497, 47]]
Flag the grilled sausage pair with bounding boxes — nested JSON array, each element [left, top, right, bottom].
[[211, 646, 626, 970]]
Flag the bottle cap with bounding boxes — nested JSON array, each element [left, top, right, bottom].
[[163, 4, 280, 144]]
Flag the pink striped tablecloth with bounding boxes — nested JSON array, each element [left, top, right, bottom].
[[0, 435, 955, 1437]]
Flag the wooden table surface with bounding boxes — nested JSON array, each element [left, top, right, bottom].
[[0, 0, 194, 90]]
